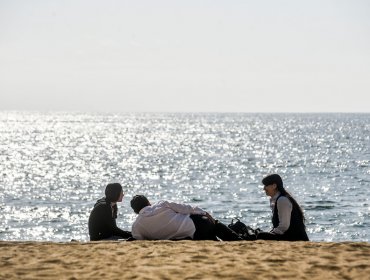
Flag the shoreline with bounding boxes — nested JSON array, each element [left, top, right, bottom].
[[1, 240, 370, 279]]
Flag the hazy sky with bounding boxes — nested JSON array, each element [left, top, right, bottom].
[[1, 0, 369, 112]]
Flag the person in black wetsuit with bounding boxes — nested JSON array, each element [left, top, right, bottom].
[[88, 183, 132, 241], [257, 174, 309, 241]]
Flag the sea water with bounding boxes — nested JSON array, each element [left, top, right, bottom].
[[0, 112, 369, 242]]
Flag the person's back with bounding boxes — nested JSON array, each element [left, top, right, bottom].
[[88, 198, 116, 240]]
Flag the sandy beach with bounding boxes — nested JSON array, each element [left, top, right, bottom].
[[0, 241, 369, 280]]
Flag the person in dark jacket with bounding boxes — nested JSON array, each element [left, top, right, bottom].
[[257, 174, 309, 241], [88, 183, 132, 241]]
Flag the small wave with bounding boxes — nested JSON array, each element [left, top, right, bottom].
[[306, 205, 335, 210]]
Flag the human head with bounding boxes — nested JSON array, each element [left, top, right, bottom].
[[262, 174, 305, 223], [262, 174, 284, 197], [262, 174, 283, 189], [130, 195, 150, 214], [105, 183, 124, 202]]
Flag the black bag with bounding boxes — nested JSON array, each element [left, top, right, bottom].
[[228, 218, 260, 241]]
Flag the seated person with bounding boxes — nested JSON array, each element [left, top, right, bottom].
[[257, 174, 309, 241], [130, 195, 242, 241], [88, 183, 132, 241]]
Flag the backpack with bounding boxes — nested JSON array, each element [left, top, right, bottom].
[[228, 218, 261, 241]]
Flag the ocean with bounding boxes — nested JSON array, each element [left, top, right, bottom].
[[1, 112, 369, 242]]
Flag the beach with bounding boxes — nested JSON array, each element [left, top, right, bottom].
[[1, 241, 369, 280]]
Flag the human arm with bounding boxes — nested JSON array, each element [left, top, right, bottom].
[[162, 201, 206, 215], [111, 222, 132, 239], [102, 205, 132, 239]]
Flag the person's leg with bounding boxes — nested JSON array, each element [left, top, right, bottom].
[[214, 221, 243, 241], [256, 231, 281, 240], [190, 215, 218, 240]]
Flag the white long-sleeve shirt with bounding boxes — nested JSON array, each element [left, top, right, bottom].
[[131, 200, 206, 240], [270, 192, 293, 235]]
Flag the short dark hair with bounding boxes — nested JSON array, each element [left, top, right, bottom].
[[130, 195, 150, 214], [262, 174, 283, 189]]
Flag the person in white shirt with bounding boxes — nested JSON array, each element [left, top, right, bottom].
[[130, 195, 242, 241], [257, 174, 309, 241]]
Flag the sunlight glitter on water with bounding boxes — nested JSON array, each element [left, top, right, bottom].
[[1, 112, 370, 241]]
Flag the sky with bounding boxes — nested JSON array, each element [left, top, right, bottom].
[[0, 0, 369, 112]]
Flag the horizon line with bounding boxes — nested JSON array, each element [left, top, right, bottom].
[[0, 110, 369, 114]]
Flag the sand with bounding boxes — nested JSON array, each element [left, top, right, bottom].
[[0, 240, 369, 280]]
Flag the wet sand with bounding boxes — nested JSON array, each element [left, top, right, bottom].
[[1, 240, 369, 279]]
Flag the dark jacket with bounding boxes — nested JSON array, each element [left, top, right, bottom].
[[88, 198, 132, 241], [272, 194, 309, 241]]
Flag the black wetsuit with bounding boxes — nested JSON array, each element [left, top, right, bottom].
[[88, 198, 132, 241]]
